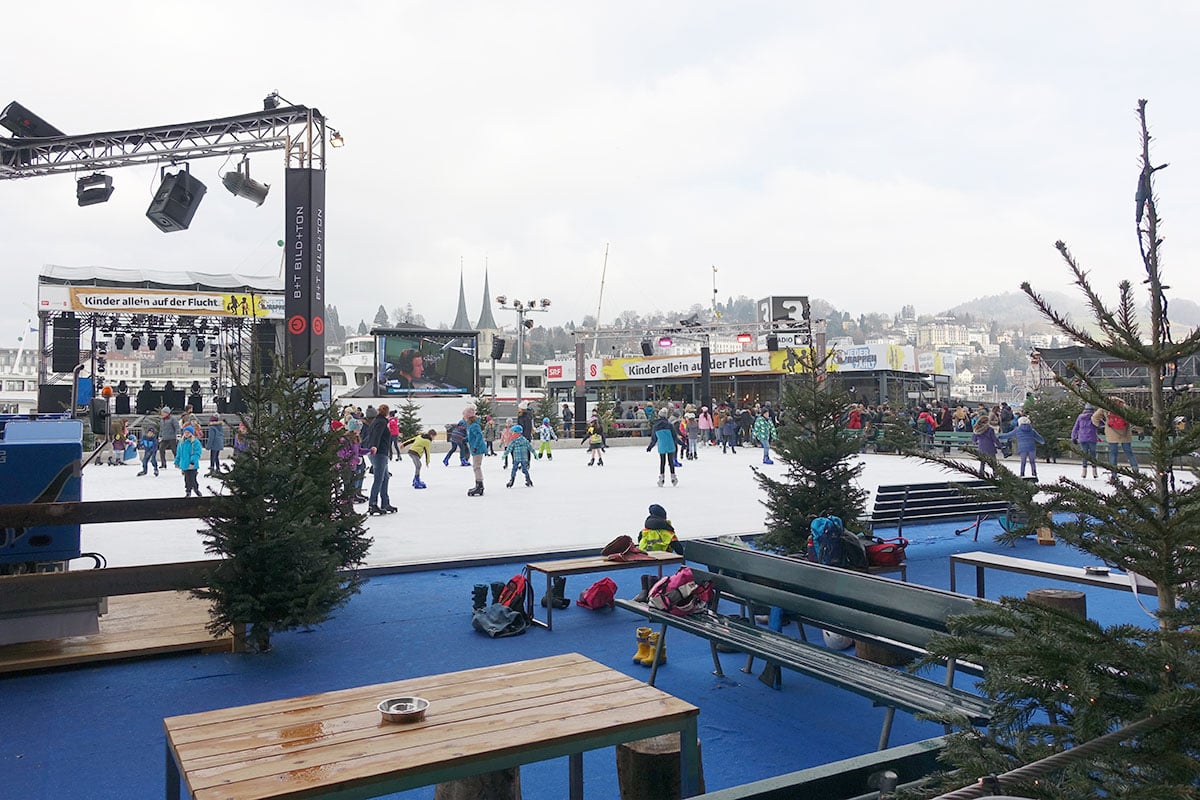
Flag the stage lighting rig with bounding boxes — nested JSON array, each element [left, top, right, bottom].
[[130, 333, 141, 351], [147, 333, 158, 351], [163, 333, 174, 351]]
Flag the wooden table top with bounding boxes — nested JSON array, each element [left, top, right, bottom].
[[164, 652, 698, 800], [527, 550, 683, 575], [951, 551, 1157, 595]]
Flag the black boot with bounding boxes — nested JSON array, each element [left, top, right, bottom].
[[472, 584, 489, 611], [467, 481, 484, 496], [633, 573, 656, 603], [541, 576, 570, 609], [490, 581, 506, 604]]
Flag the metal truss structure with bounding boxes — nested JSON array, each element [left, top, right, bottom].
[[0, 106, 329, 179]]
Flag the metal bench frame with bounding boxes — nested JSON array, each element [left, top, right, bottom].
[[617, 540, 995, 749]]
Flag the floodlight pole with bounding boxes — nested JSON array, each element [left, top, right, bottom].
[[496, 297, 551, 408]]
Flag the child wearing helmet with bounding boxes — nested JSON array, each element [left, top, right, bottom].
[[535, 416, 557, 460], [503, 424, 534, 487]]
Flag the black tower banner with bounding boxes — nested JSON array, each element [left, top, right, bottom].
[[284, 168, 326, 374]]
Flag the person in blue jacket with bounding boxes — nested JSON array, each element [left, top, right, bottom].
[[174, 425, 204, 497], [204, 414, 225, 476], [646, 407, 680, 487], [999, 416, 1046, 479]]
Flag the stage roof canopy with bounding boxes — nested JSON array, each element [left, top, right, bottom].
[[39, 264, 282, 293]]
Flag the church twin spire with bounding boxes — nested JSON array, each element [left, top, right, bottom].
[[453, 257, 499, 332]]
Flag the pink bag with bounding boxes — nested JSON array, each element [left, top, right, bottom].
[[648, 567, 714, 616]]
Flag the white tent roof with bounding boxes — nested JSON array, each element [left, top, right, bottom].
[[39, 264, 283, 293]]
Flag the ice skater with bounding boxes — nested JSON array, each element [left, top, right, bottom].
[[504, 424, 534, 487], [647, 407, 679, 486]]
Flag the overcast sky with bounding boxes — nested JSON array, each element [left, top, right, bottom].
[[4, 1, 1200, 346]]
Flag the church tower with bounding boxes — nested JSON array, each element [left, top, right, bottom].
[[451, 263, 472, 331], [475, 264, 502, 366]]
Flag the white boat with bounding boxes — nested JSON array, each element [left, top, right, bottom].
[[0, 345, 38, 414]]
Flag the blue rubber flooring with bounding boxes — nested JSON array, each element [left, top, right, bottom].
[[0, 519, 1151, 799]]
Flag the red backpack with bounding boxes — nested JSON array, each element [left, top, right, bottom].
[[497, 570, 533, 621], [576, 577, 618, 609]]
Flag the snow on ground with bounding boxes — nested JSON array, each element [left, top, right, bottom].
[[81, 440, 1105, 569]]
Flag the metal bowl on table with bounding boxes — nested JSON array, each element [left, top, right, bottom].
[[378, 696, 429, 723]]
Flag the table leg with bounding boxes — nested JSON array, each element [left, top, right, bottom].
[[544, 572, 554, 631], [165, 745, 181, 800], [679, 717, 701, 797], [950, 561, 957, 593], [568, 751, 583, 800], [975, 565, 985, 598]]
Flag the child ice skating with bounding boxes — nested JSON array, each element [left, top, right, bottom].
[[581, 420, 607, 466], [403, 429, 437, 488], [503, 424, 534, 487], [999, 416, 1046, 479], [535, 417, 557, 459]]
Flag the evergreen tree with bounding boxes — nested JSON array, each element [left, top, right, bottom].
[[194, 355, 372, 653], [593, 387, 617, 436], [357, 320, 368, 335], [919, 101, 1200, 796], [373, 305, 390, 327], [1021, 388, 1078, 464], [395, 397, 424, 440], [534, 395, 559, 433], [473, 397, 494, 423], [754, 353, 868, 555]]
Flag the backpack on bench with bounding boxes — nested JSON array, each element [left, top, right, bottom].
[[648, 566, 714, 616]]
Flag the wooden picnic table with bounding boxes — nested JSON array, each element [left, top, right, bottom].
[[163, 652, 701, 800], [526, 550, 684, 630], [949, 551, 1158, 599]]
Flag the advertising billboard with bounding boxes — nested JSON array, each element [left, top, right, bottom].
[[377, 331, 478, 396]]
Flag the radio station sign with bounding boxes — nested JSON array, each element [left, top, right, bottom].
[[38, 285, 284, 319]]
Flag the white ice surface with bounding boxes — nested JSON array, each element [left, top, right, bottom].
[[79, 441, 1102, 569]]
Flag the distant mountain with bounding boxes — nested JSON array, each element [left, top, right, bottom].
[[943, 291, 1200, 334], [945, 291, 1081, 329]]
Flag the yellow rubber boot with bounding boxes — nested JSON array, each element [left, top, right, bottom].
[[632, 627, 653, 666], [646, 631, 667, 666]]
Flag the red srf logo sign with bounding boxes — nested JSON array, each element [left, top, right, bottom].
[[547, 365, 563, 379]]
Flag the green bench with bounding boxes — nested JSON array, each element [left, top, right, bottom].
[[616, 539, 995, 750], [931, 430, 974, 451], [692, 735, 947, 800], [870, 479, 1034, 541]]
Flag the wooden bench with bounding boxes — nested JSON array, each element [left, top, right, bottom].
[[617, 539, 995, 749], [950, 551, 1158, 600], [526, 550, 683, 630], [870, 479, 1034, 541]]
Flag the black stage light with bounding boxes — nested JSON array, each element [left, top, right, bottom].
[[163, 334, 174, 351], [180, 335, 191, 352], [0, 101, 66, 138], [76, 173, 114, 206], [222, 158, 269, 206], [195, 337, 206, 353], [641, 339, 654, 356], [114, 333, 125, 350], [147, 333, 158, 351], [130, 333, 141, 351]]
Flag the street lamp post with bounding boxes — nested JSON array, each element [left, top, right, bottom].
[[496, 296, 551, 408]]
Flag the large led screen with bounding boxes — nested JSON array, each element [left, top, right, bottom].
[[377, 332, 477, 396]]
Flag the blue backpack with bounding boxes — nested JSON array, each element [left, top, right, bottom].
[[810, 516, 868, 570]]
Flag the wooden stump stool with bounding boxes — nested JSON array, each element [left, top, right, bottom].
[[1026, 587, 1087, 618], [855, 638, 914, 667], [616, 732, 705, 800], [435, 768, 521, 800]]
